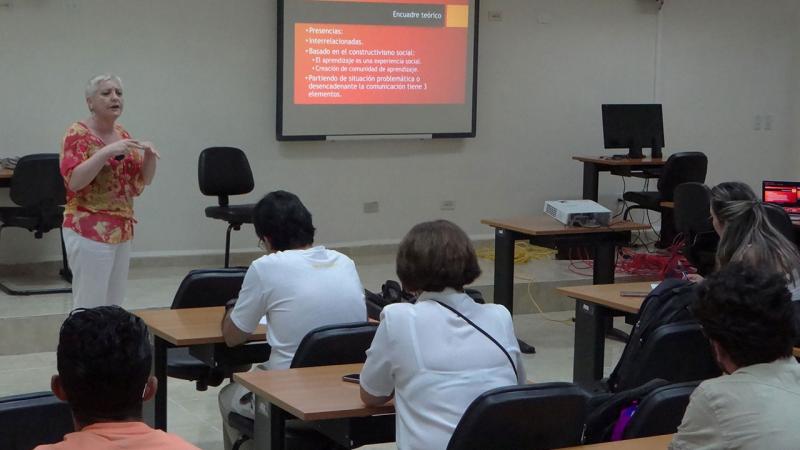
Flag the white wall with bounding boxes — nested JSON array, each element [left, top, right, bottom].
[[0, 0, 797, 264]]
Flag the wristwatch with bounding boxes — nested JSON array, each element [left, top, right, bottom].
[[225, 298, 237, 311]]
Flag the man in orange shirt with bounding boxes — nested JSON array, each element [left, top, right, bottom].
[[36, 306, 199, 450]]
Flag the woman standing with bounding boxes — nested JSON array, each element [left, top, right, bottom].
[[60, 74, 159, 308]]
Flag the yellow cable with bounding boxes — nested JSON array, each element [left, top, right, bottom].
[[476, 242, 557, 264], [477, 243, 572, 326], [516, 272, 574, 326]]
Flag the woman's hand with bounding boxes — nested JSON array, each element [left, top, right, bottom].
[[685, 273, 704, 283], [139, 141, 161, 159], [139, 141, 159, 185], [101, 139, 141, 160]]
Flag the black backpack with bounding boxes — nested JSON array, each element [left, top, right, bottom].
[[606, 278, 699, 392], [582, 378, 670, 444]]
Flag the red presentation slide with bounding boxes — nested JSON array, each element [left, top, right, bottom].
[[294, 0, 470, 105], [765, 188, 797, 204]]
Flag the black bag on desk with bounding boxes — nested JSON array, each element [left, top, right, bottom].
[[606, 278, 699, 392], [364, 280, 485, 320]]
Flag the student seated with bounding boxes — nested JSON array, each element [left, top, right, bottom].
[[670, 263, 800, 450], [360, 220, 526, 450], [694, 181, 800, 299], [218, 190, 366, 449], [36, 306, 199, 450]]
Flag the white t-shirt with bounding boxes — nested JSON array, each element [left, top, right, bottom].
[[360, 289, 525, 450], [229, 246, 366, 370]]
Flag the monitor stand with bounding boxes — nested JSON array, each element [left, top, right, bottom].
[[651, 142, 663, 159], [626, 145, 643, 159]]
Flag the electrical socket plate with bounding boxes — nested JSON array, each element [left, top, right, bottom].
[[440, 200, 455, 211], [363, 201, 379, 213]]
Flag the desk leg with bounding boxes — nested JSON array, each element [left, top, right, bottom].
[[254, 398, 286, 450], [573, 300, 607, 383], [594, 239, 629, 342], [592, 239, 615, 285], [582, 162, 599, 201], [493, 228, 536, 354], [154, 336, 167, 431], [493, 228, 515, 313]]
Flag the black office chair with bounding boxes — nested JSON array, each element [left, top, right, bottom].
[[447, 382, 591, 450], [0, 391, 73, 450], [624, 152, 708, 246], [168, 269, 270, 391], [673, 182, 717, 276], [613, 321, 720, 392], [622, 381, 700, 440], [763, 203, 796, 243], [0, 153, 72, 295], [228, 322, 386, 450], [198, 147, 256, 268]]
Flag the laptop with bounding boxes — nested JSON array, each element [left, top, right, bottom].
[[762, 180, 800, 219]]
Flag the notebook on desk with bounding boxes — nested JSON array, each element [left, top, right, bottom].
[[763, 180, 800, 220]]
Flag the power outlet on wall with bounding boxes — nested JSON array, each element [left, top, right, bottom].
[[363, 201, 379, 214], [487, 10, 502, 22], [764, 114, 773, 131], [440, 200, 456, 211]]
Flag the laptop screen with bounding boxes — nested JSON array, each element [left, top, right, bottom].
[[763, 180, 800, 216]]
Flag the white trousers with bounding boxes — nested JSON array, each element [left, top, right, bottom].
[[219, 381, 265, 450], [63, 228, 131, 309]]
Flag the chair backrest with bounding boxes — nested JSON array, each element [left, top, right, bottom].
[[623, 381, 701, 439], [170, 268, 246, 309], [291, 322, 378, 368], [657, 152, 708, 201], [673, 182, 713, 234], [197, 147, 254, 206], [0, 391, 73, 450], [626, 321, 721, 389], [10, 153, 66, 209], [763, 203, 796, 243], [447, 382, 590, 450]]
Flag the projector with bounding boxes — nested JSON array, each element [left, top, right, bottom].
[[544, 200, 611, 227]]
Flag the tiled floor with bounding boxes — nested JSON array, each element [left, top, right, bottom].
[[0, 250, 630, 449]]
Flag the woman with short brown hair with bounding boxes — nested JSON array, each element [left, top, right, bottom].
[[360, 220, 525, 450]]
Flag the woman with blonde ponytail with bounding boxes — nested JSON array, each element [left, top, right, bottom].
[[709, 182, 800, 300], [705, 182, 800, 345]]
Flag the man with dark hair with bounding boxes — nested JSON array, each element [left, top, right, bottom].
[[37, 306, 199, 449], [670, 263, 800, 450], [218, 190, 366, 449]]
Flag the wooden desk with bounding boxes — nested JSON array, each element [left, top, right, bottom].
[[556, 433, 672, 449], [135, 306, 266, 431], [0, 167, 11, 188], [482, 217, 649, 354], [573, 156, 665, 201], [557, 281, 651, 383], [235, 363, 395, 450]]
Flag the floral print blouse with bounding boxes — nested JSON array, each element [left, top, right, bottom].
[[60, 122, 144, 244]]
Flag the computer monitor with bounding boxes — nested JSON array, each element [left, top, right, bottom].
[[762, 180, 800, 217], [602, 104, 664, 159]]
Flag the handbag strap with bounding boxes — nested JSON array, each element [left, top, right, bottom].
[[433, 300, 518, 380]]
